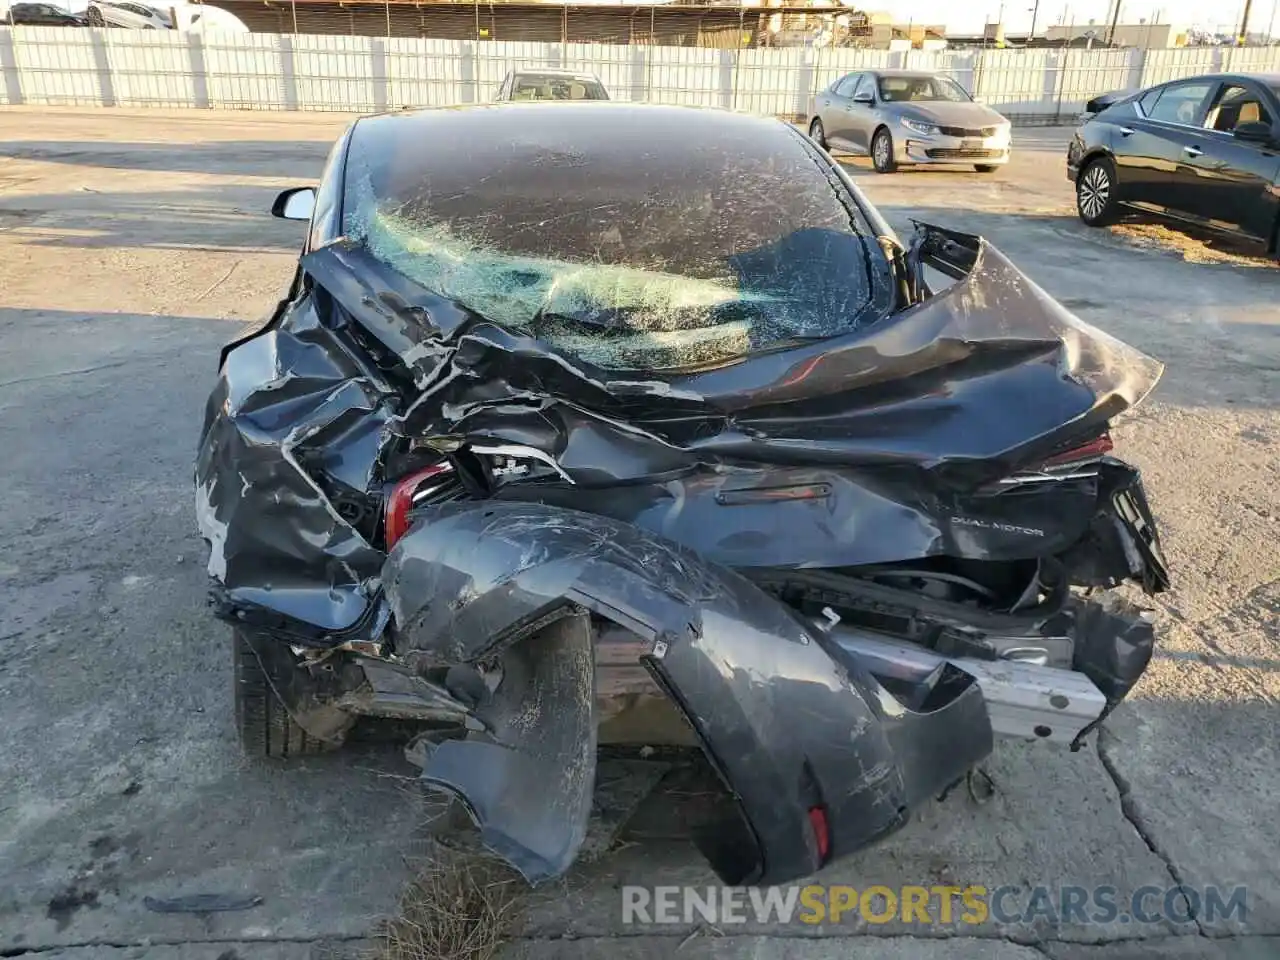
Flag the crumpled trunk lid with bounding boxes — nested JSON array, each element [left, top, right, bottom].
[[196, 223, 1162, 638]]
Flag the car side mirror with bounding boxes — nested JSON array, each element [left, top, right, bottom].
[[1233, 120, 1275, 144], [271, 187, 316, 221], [852, 91, 874, 104]]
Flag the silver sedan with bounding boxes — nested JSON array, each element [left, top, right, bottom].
[[808, 70, 1012, 173]]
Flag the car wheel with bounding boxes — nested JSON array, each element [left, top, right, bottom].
[[975, 164, 1000, 173], [808, 118, 827, 150], [232, 628, 344, 758], [871, 128, 896, 173], [1076, 157, 1119, 227]]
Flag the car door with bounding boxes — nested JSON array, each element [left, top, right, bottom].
[[119, 2, 155, 27], [1142, 80, 1220, 214], [1179, 80, 1280, 240], [843, 73, 879, 154], [1113, 80, 1215, 209], [817, 73, 860, 146], [101, 2, 132, 26]]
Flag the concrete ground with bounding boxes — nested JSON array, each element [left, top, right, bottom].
[[0, 108, 1276, 960]]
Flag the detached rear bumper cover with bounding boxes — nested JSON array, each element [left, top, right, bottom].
[[385, 500, 993, 886]]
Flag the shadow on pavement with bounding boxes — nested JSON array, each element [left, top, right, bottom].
[[0, 189, 307, 253], [0, 139, 334, 178]]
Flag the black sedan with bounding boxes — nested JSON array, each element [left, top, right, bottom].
[[205, 101, 1169, 888], [5, 2, 86, 24], [1067, 73, 1280, 253]]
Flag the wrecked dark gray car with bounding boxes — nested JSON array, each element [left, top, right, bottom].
[[197, 102, 1170, 888]]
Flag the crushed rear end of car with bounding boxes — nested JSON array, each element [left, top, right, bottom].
[[196, 105, 1169, 887]]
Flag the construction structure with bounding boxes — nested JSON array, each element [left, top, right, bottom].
[[1045, 21, 1186, 49], [212, 0, 875, 46]]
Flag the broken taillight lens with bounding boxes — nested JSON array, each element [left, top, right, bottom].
[[808, 806, 831, 862], [384, 462, 454, 550], [1042, 432, 1113, 467]]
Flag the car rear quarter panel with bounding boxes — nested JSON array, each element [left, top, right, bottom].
[[1070, 118, 1115, 177]]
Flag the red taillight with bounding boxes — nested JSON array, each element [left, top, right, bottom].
[[1043, 433, 1113, 467], [808, 806, 830, 862], [384, 463, 453, 550]]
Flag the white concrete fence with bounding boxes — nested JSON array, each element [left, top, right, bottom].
[[3, 26, 1280, 122]]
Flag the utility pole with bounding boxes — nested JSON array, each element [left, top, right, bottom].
[[1029, 0, 1040, 39], [1106, 0, 1122, 44], [1237, 0, 1254, 43]]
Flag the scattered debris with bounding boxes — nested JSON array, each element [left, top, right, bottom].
[[194, 259, 242, 301], [143, 893, 263, 913], [967, 766, 997, 804]]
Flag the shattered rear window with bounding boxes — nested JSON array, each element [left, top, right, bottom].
[[341, 105, 888, 371]]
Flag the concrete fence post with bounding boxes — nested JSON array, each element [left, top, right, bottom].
[[731, 46, 740, 111], [0, 29, 25, 106], [1053, 46, 1069, 122], [89, 26, 116, 107], [644, 34, 653, 102], [1134, 46, 1149, 90]]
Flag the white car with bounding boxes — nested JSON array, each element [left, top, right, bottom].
[[175, 2, 247, 31], [85, 0, 172, 28]]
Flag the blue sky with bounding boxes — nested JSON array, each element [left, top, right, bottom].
[[871, 0, 1272, 35]]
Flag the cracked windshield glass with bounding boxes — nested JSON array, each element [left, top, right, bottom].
[[341, 108, 888, 371]]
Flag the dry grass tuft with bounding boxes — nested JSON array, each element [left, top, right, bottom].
[[1110, 221, 1276, 267], [369, 843, 526, 960]]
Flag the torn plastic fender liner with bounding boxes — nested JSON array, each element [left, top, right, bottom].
[[423, 610, 598, 885], [384, 500, 994, 886]]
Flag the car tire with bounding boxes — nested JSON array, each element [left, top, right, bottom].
[[871, 128, 897, 173], [975, 164, 1000, 173], [1076, 156, 1119, 227], [808, 118, 827, 150], [232, 628, 337, 759]]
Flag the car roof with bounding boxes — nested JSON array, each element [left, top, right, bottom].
[[362, 102, 796, 150], [510, 68, 601, 80], [866, 69, 948, 78], [1150, 72, 1280, 87]]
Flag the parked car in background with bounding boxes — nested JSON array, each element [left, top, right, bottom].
[[494, 68, 609, 102], [807, 69, 1012, 173], [1068, 73, 1280, 253], [5, 2, 86, 24], [85, 0, 171, 27], [171, 1, 248, 31]]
